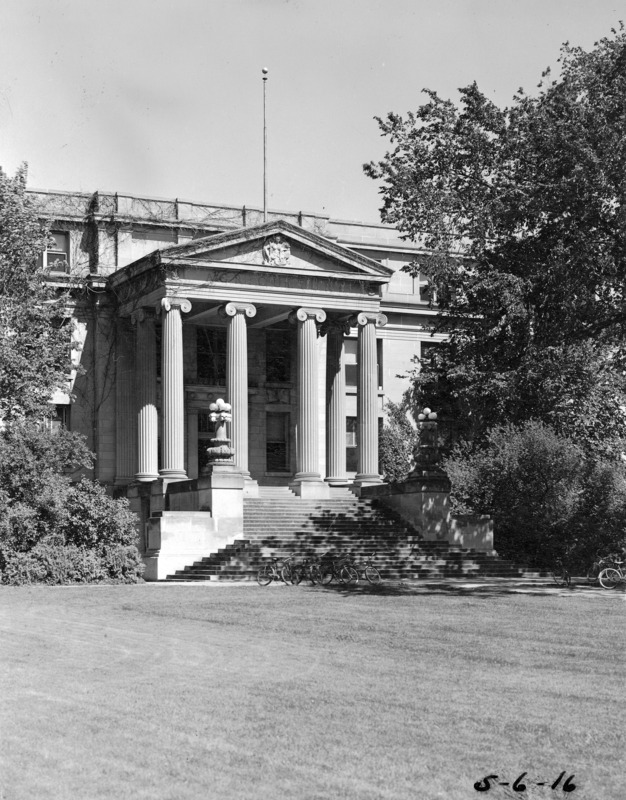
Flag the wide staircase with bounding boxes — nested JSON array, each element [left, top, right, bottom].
[[165, 486, 536, 582]]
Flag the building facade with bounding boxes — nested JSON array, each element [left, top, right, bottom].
[[32, 189, 444, 493]]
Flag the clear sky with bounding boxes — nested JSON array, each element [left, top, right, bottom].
[[0, 0, 622, 223]]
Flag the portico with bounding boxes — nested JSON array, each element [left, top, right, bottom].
[[110, 220, 393, 497]]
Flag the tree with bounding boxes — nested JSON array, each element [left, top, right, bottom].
[[379, 401, 416, 482], [0, 166, 143, 584], [0, 165, 72, 421], [443, 421, 626, 569], [365, 26, 626, 456]]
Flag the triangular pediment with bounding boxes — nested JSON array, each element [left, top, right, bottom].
[[157, 220, 393, 280]]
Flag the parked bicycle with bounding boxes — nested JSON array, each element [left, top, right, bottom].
[[598, 560, 626, 590], [550, 558, 571, 588], [288, 557, 322, 586], [317, 552, 358, 586], [257, 557, 289, 586], [351, 551, 382, 585], [587, 553, 622, 585]]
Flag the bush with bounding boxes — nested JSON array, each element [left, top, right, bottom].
[[1, 542, 144, 586], [443, 420, 626, 569], [0, 421, 144, 585], [379, 402, 416, 483]]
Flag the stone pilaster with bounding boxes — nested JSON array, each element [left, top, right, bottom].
[[114, 318, 137, 484], [132, 307, 159, 482], [160, 297, 191, 481], [324, 318, 350, 484], [352, 312, 387, 488], [219, 302, 256, 478], [289, 307, 329, 498]]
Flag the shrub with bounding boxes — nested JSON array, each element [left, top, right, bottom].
[[443, 420, 626, 568], [1, 542, 144, 586], [379, 402, 416, 483]]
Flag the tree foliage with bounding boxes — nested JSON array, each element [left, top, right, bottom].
[[444, 421, 626, 568], [379, 401, 416, 482], [0, 166, 143, 583], [0, 166, 72, 421], [365, 26, 626, 455]]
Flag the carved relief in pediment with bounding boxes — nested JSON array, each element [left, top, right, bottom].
[[262, 235, 291, 267]]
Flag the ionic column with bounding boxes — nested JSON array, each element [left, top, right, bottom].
[[289, 307, 326, 484], [132, 307, 159, 482], [353, 312, 387, 487], [115, 318, 137, 484], [219, 302, 256, 476], [160, 297, 191, 481], [325, 319, 350, 484]]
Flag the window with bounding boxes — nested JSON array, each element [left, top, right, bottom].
[[197, 328, 227, 386], [266, 412, 289, 472], [344, 339, 383, 390], [266, 328, 292, 383], [39, 232, 70, 273], [346, 416, 358, 472], [46, 404, 70, 432]]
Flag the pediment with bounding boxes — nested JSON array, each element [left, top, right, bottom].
[[158, 220, 393, 281]]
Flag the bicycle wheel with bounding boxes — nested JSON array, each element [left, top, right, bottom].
[[552, 568, 570, 588], [599, 568, 621, 589], [340, 565, 359, 585], [364, 566, 382, 585], [586, 564, 600, 584], [281, 564, 294, 584], [318, 565, 333, 586], [256, 564, 273, 586]]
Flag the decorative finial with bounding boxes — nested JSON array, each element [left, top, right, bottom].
[[262, 67, 269, 80]]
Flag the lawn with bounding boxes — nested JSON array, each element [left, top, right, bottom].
[[0, 582, 623, 800]]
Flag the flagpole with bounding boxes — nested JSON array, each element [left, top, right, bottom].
[[262, 68, 268, 223]]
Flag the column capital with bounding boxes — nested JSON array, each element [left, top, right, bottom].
[[131, 306, 156, 325], [160, 297, 192, 314], [349, 311, 388, 329], [288, 307, 327, 325], [219, 302, 257, 319]]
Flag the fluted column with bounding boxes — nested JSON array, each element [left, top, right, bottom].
[[325, 319, 350, 484], [353, 312, 387, 487], [133, 308, 159, 482], [160, 297, 191, 481], [289, 307, 326, 484], [219, 301, 256, 476], [115, 318, 137, 484]]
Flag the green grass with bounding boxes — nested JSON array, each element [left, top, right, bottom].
[[0, 582, 623, 800]]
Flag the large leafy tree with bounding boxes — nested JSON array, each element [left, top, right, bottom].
[[365, 26, 626, 457], [0, 165, 71, 420]]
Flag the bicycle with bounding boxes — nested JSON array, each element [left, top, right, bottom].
[[288, 558, 322, 586], [587, 553, 621, 585], [256, 557, 288, 586], [351, 551, 382, 585], [317, 553, 358, 586], [598, 560, 625, 590], [550, 559, 571, 588]]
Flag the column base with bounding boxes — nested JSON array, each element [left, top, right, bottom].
[[243, 476, 259, 497], [135, 472, 160, 482], [289, 478, 330, 499], [353, 473, 384, 489], [324, 476, 350, 486], [159, 469, 188, 482]]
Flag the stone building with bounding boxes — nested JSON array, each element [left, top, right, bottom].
[[31, 189, 467, 578]]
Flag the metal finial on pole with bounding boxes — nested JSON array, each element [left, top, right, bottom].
[[262, 68, 268, 223]]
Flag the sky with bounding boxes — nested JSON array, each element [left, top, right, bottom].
[[0, 0, 622, 223]]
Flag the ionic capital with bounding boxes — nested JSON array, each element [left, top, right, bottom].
[[160, 297, 192, 315], [219, 302, 257, 319], [349, 311, 388, 329], [288, 307, 327, 326]]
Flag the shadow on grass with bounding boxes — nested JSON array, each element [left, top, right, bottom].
[[303, 580, 611, 599]]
